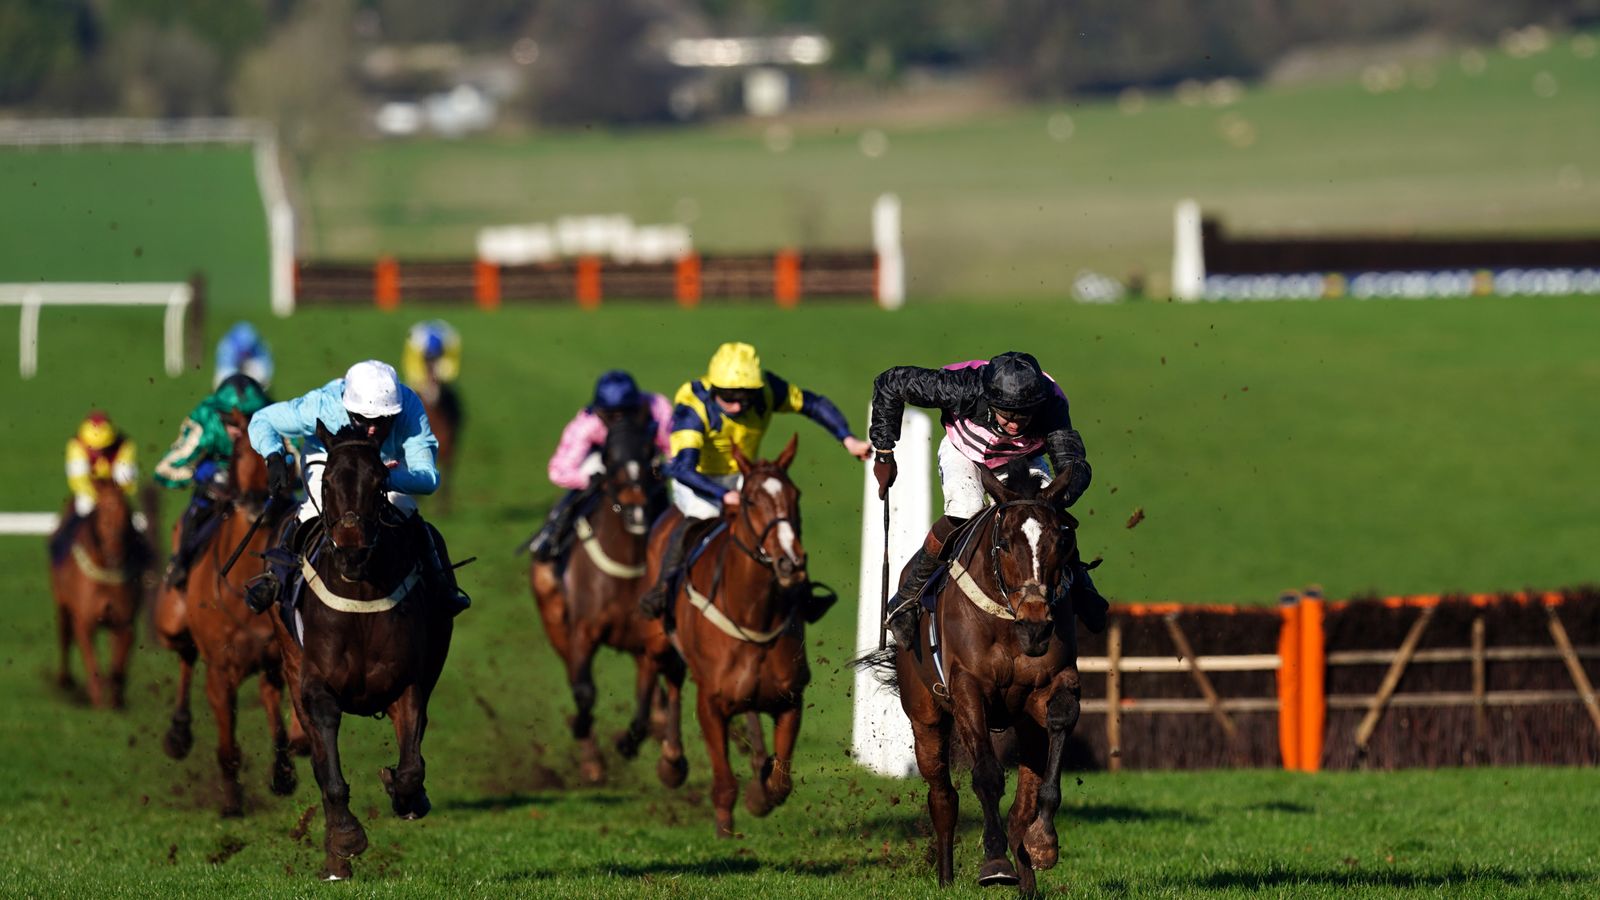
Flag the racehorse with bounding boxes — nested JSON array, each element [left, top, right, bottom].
[[418, 376, 461, 513], [50, 479, 146, 708], [152, 410, 303, 816], [643, 435, 834, 838], [273, 422, 455, 880], [529, 412, 673, 783], [862, 459, 1083, 892]]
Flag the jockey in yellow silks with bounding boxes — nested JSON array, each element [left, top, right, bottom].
[[50, 411, 145, 563]]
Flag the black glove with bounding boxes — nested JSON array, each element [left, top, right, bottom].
[[266, 452, 292, 498], [872, 450, 897, 500]]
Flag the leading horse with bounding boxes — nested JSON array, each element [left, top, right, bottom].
[[272, 422, 455, 880], [529, 412, 673, 783], [864, 459, 1083, 893], [644, 435, 834, 838], [152, 409, 303, 815], [50, 479, 147, 708]]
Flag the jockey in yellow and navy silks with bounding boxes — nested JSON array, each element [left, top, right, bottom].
[[637, 342, 871, 617], [51, 411, 147, 564]]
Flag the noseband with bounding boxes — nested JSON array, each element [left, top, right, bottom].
[[729, 485, 801, 578], [982, 498, 1064, 618]]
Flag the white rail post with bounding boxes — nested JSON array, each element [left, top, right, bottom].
[[19, 290, 40, 379], [852, 407, 931, 777], [1172, 198, 1205, 302], [873, 193, 905, 310]]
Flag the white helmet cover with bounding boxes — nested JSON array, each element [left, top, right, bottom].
[[342, 360, 404, 417]]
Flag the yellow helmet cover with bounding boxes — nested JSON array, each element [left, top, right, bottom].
[[706, 342, 764, 389]]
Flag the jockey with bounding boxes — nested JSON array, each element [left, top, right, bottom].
[[153, 374, 272, 588], [638, 342, 872, 617], [51, 410, 144, 563], [241, 359, 469, 615], [402, 319, 461, 405], [214, 321, 275, 390], [869, 351, 1108, 646], [527, 369, 673, 562]]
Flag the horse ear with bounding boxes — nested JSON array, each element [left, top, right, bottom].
[[775, 433, 798, 471], [1042, 464, 1074, 505], [315, 420, 333, 446], [730, 442, 752, 476], [978, 464, 1015, 503]]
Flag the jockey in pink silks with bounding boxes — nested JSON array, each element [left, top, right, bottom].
[[525, 370, 673, 561]]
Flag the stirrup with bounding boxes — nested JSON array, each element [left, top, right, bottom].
[[244, 573, 280, 615]]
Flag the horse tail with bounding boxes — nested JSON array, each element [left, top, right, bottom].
[[849, 648, 901, 695]]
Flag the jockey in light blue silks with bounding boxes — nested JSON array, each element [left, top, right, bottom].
[[241, 359, 469, 616], [215, 321, 275, 390]]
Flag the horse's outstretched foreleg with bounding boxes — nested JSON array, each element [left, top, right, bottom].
[[302, 683, 366, 880], [694, 691, 738, 839], [912, 714, 958, 888], [163, 641, 197, 759], [655, 654, 688, 788], [381, 685, 431, 820], [951, 673, 1019, 887], [615, 654, 659, 759], [1008, 719, 1046, 894], [1023, 673, 1081, 873], [260, 665, 297, 796], [108, 618, 134, 709], [204, 663, 244, 817], [73, 617, 106, 708], [55, 604, 76, 691], [747, 704, 800, 817], [566, 626, 605, 784]]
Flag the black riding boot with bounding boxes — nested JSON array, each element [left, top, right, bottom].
[[883, 515, 964, 648], [530, 489, 585, 562], [164, 492, 217, 589], [412, 516, 471, 615], [638, 518, 691, 619], [245, 518, 301, 614], [1070, 560, 1108, 634]]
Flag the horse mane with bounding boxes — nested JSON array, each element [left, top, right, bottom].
[[326, 423, 377, 448], [991, 457, 1043, 501]]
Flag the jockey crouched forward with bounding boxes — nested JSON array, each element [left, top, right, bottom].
[[50, 410, 151, 571], [870, 351, 1109, 647], [242, 360, 469, 616], [153, 374, 271, 588], [637, 341, 872, 618], [526, 370, 672, 562]]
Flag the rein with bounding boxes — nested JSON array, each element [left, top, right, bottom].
[[682, 506, 798, 645], [949, 498, 1063, 621]]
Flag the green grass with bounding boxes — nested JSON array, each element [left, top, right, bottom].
[[4, 298, 1600, 894]]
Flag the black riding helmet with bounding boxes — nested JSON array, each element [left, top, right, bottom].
[[981, 351, 1049, 414]]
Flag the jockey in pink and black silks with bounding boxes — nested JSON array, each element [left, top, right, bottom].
[[526, 370, 674, 562], [868, 351, 1107, 646]]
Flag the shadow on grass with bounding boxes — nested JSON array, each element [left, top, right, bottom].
[[1116, 864, 1593, 893], [1065, 803, 1208, 825], [492, 855, 847, 882], [441, 791, 632, 812], [1242, 801, 1312, 814]]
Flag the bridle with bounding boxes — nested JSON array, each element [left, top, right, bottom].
[[728, 475, 802, 578], [974, 497, 1064, 618]]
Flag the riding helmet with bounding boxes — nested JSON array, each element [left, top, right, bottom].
[[981, 351, 1049, 411], [592, 369, 642, 411]]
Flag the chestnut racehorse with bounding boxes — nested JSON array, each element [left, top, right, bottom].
[[152, 410, 303, 815], [529, 412, 673, 783], [274, 422, 455, 880], [50, 479, 146, 708], [865, 459, 1083, 893], [644, 435, 834, 838]]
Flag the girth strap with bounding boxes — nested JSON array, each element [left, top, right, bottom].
[[574, 518, 647, 579], [300, 558, 418, 614], [684, 581, 792, 644], [948, 559, 1015, 620]]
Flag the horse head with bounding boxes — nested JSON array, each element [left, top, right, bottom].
[[601, 411, 664, 535], [977, 460, 1075, 658], [226, 409, 271, 515], [91, 478, 131, 567], [316, 420, 389, 581], [730, 434, 806, 590]]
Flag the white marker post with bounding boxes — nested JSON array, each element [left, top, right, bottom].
[[852, 407, 931, 777], [1172, 198, 1205, 301]]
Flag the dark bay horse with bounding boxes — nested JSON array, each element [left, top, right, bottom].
[[273, 423, 455, 880], [529, 413, 673, 783], [50, 479, 146, 708], [644, 435, 831, 838], [152, 410, 302, 815], [866, 460, 1083, 892]]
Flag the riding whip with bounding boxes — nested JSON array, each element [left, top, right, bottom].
[[220, 496, 276, 578], [878, 480, 891, 651]]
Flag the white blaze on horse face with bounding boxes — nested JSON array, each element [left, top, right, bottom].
[[777, 521, 799, 563], [626, 460, 640, 480], [1020, 516, 1044, 585]]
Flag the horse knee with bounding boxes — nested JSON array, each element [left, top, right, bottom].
[[572, 679, 596, 711], [1046, 686, 1080, 731]]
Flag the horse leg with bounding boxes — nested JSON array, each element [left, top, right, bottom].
[[1022, 674, 1082, 873], [204, 663, 245, 817], [615, 653, 659, 759], [55, 604, 76, 690], [381, 685, 432, 820], [694, 691, 738, 839], [747, 704, 801, 817], [655, 655, 689, 788], [912, 715, 958, 887], [260, 666, 297, 796], [567, 627, 605, 784], [740, 711, 770, 775], [1008, 719, 1046, 894], [163, 640, 197, 759], [302, 683, 366, 880], [287, 705, 311, 756], [73, 617, 106, 708], [951, 673, 1018, 887], [108, 619, 134, 709]]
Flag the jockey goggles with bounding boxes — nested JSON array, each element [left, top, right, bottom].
[[349, 411, 396, 433], [712, 387, 760, 407], [991, 406, 1035, 429]]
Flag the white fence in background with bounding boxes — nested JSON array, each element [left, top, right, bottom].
[[0, 282, 194, 379], [0, 513, 57, 536], [851, 408, 931, 778]]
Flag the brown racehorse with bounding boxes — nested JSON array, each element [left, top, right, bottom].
[[529, 412, 674, 783], [152, 410, 303, 816], [644, 434, 830, 838], [50, 479, 146, 708], [417, 376, 461, 513], [865, 459, 1083, 893], [274, 422, 454, 880]]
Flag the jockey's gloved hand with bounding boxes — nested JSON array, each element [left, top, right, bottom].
[[266, 452, 292, 498], [872, 449, 897, 500]]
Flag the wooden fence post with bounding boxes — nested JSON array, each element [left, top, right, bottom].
[[1106, 618, 1123, 772], [575, 256, 602, 309], [1277, 592, 1302, 770], [1546, 604, 1600, 738], [774, 249, 801, 307], [375, 256, 400, 310], [474, 260, 501, 310], [1471, 615, 1488, 760], [1298, 587, 1326, 772], [1354, 603, 1436, 759], [1163, 613, 1241, 764]]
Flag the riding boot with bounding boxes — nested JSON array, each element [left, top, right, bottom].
[[638, 517, 691, 619], [245, 518, 300, 614], [412, 516, 471, 615], [164, 492, 214, 589], [1069, 560, 1108, 634], [530, 488, 585, 562], [48, 510, 85, 566], [883, 515, 964, 648]]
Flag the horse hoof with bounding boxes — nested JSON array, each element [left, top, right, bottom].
[[271, 768, 297, 797], [657, 754, 688, 789], [1023, 820, 1059, 870], [743, 780, 772, 818], [220, 803, 244, 819], [329, 824, 368, 860], [162, 727, 193, 760], [613, 731, 641, 760], [976, 858, 1020, 887], [322, 859, 353, 881]]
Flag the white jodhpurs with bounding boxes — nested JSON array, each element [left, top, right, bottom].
[[298, 452, 418, 523], [670, 473, 740, 521], [936, 437, 1049, 519]]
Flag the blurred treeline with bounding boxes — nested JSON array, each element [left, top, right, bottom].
[[2, 0, 1597, 122]]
